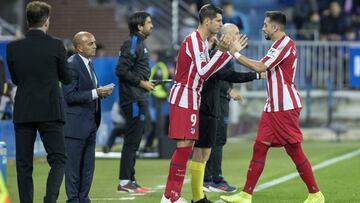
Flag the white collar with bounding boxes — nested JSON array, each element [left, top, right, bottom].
[[78, 54, 91, 67]]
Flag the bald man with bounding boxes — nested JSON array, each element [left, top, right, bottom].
[[62, 31, 113, 203], [202, 24, 260, 194]]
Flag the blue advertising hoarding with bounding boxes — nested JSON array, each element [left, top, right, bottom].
[[0, 40, 10, 79], [349, 47, 360, 87], [0, 55, 120, 158]]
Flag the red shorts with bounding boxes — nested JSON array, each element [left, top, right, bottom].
[[168, 104, 199, 140], [256, 108, 303, 147]]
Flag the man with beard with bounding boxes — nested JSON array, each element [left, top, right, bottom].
[[220, 11, 324, 203], [116, 11, 154, 193]]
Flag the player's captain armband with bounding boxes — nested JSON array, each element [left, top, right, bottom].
[[267, 48, 280, 59]]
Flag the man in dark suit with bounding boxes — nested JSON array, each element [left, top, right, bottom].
[[6, 1, 72, 202], [62, 31, 113, 203]]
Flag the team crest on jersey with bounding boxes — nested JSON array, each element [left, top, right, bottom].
[[267, 48, 280, 59], [190, 127, 196, 134], [199, 52, 206, 62]]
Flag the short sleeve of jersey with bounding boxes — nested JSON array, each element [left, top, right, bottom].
[[261, 36, 292, 70]]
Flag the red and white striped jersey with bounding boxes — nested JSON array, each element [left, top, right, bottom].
[[261, 35, 302, 112], [168, 31, 232, 110]]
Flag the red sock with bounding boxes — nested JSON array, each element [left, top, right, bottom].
[[284, 143, 319, 193], [243, 141, 269, 194], [164, 146, 192, 201]]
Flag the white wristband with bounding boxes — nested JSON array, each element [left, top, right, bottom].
[[234, 52, 242, 59]]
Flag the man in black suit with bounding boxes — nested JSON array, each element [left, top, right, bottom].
[[62, 31, 113, 203], [6, 1, 72, 203]]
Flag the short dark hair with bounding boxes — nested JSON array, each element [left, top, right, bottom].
[[199, 4, 223, 23], [26, 1, 51, 28], [265, 11, 286, 27], [128, 11, 151, 34]]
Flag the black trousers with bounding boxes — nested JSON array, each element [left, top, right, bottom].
[[204, 99, 229, 182], [119, 101, 147, 181], [15, 121, 67, 203], [204, 145, 223, 182]]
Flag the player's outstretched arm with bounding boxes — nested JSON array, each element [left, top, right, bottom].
[[190, 33, 232, 80], [235, 55, 267, 73], [229, 36, 267, 73]]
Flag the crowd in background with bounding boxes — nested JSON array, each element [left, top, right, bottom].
[[182, 0, 360, 41], [290, 0, 360, 41]]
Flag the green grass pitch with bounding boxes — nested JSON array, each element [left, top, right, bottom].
[[6, 140, 360, 202]]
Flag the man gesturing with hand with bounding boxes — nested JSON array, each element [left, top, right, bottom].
[[221, 11, 324, 203]]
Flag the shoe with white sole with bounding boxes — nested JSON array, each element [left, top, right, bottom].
[[161, 194, 188, 203]]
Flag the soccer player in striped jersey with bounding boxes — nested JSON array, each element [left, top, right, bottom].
[[220, 11, 325, 203], [161, 4, 248, 203]]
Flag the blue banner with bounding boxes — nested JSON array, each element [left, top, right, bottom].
[[0, 56, 169, 157], [0, 40, 11, 79], [93, 57, 118, 111], [0, 121, 46, 159], [349, 47, 360, 87], [0, 57, 120, 159]]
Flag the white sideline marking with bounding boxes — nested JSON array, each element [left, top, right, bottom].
[[214, 148, 360, 203], [91, 179, 190, 201], [254, 148, 360, 192], [95, 151, 121, 159], [128, 193, 147, 196], [91, 197, 135, 201]]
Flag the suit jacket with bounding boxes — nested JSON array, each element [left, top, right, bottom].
[[6, 29, 72, 123], [62, 54, 101, 139]]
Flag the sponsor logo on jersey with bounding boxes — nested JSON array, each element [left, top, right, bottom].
[[267, 48, 280, 59]]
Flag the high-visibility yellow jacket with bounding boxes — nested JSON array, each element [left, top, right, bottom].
[[150, 61, 169, 99]]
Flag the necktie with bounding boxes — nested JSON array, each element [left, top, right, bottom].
[[88, 61, 99, 112], [88, 61, 97, 88]]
